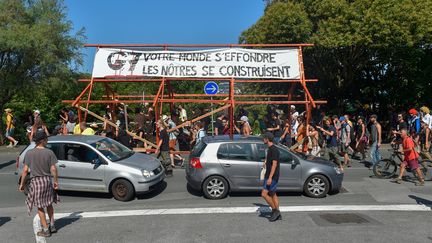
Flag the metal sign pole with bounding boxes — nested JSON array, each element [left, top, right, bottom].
[[211, 96, 214, 136]]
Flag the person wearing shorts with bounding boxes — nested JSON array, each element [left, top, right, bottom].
[[4, 108, 18, 147], [392, 129, 425, 186], [261, 132, 281, 222]]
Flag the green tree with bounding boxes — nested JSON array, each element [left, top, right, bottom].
[[240, 0, 432, 115], [0, 0, 84, 140]]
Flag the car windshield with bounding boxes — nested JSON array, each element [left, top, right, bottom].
[[90, 138, 134, 162]]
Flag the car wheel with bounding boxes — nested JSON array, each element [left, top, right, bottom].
[[303, 174, 330, 198], [111, 179, 135, 201], [202, 176, 229, 200]]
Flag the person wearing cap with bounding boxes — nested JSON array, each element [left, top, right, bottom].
[[369, 114, 382, 169], [408, 108, 421, 136], [261, 132, 281, 222], [33, 109, 41, 125], [19, 132, 59, 237], [4, 108, 18, 147], [81, 123, 98, 135], [235, 115, 251, 136], [339, 116, 351, 168], [392, 129, 425, 186]]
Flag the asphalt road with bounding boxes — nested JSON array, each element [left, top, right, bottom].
[[0, 145, 431, 243]]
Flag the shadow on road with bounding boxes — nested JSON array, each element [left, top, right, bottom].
[[230, 191, 303, 198], [408, 195, 432, 209], [0, 217, 11, 227], [186, 183, 203, 197], [0, 160, 15, 170], [253, 203, 272, 218], [57, 190, 112, 199], [56, 212, 83, 231], [137, 181, 167, 200]]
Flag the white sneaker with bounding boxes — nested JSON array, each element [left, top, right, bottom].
[[13, 141, 18, 147], [6, 144, 13, 148]]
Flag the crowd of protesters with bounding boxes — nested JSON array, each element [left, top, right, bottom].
[[4, 103, 431, 186]]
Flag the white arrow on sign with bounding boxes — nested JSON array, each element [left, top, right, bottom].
[[206, 85, 217, 92]]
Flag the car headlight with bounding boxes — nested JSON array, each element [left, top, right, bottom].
[[142, 169, 155, 178], [334, 166, 343, 174]]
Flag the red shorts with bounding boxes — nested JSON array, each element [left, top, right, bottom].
[[402, 159, 420, 170]]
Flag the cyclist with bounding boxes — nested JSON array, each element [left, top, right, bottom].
[[392, 129, 425, 186]]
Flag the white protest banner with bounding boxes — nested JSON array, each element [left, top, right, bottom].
[[92, 48, 300, 79]]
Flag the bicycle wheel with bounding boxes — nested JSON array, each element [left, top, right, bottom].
[[420, 159, 432, 181], [373, 159, 397, 179]]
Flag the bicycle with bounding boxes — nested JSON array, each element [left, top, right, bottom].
[[373, 143, 431, 180]]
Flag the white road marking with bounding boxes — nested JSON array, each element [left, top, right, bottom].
[[52, 204, 431, 220], [32, 204, 431, 242]]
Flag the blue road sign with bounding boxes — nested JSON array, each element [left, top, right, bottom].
[[204, 81, 219, 95]]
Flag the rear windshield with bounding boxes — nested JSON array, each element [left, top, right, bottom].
[[191, 141, 207, 157]]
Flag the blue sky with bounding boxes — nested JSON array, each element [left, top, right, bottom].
[[64, 0, 265, 73]]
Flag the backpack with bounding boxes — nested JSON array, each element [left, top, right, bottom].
[[11, 116, 18, 126], [343, 124, 355, 142]]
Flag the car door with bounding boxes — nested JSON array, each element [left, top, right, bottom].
[[45, 142, 67, 187], [58, 143, 106, 192], [217, 143, 260, 190], [277, 147, 302, 189]]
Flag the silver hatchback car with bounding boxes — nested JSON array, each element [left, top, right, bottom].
[[186, 136, 344, 199], [16, 135, 165, 201]]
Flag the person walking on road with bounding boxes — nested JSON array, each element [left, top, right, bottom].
[[369, 114, 382, 169], [316, 118, 344, 172], [392, 129, 425, 186], [4, 108, 18, 147], [156, 120, 173, 177], [19, 132, 59, 237], [339, 116, 351, 168], [261, 132, 281, 222]]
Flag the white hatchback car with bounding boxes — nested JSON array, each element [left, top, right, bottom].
[[16, 135, 165, 201]]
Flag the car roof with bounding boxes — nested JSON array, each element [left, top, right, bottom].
[[202, 135, 263, 144], [47, 135, 104, 144]]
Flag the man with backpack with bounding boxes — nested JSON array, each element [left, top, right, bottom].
[[4, 108, 18, 148], [339, 116, 352, 168]]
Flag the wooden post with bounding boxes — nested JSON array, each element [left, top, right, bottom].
[[76, 105, 157, 148], [229, 78, 235, 139]]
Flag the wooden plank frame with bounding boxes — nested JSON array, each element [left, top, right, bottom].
[[64, 43, 326, 154]]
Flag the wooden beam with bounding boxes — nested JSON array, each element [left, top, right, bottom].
[[167, 104, 231, 132], [76, 106, 157, 148]]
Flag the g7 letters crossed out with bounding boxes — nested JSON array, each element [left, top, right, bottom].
[[92, 48, 300, 79]]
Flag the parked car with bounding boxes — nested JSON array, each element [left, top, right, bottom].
[[16, 135, 165, 201], [186, 135, 344, 199]]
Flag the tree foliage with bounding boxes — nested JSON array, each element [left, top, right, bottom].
[[240, 0, 432, 114], [0, 0, 85, 140]]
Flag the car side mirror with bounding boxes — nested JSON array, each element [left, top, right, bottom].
[[91, 158, 102, 165]]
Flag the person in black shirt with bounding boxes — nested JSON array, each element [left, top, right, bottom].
[[266, 113, 282, 144], [214, 114, 225, 136], [261, 132, 281, 222], [156, 120, 172, 177]]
